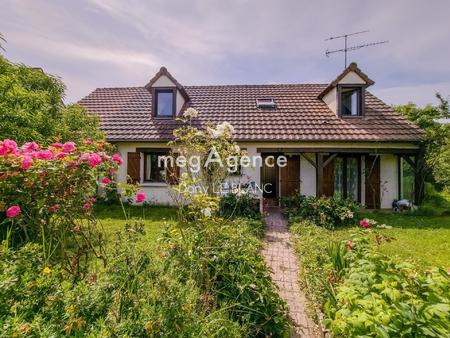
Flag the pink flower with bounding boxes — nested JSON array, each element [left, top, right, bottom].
[[0, 139, 18, 155], [87, 153, 102, 168], [36, 150, 53, 160], [87, 197, 96, 204], [111, 153, 123, 166], [6, 205, 21, 218], [73, 225, 81, 233], [51, 142, 63, 148], [101, 177, 110, 184], [23, 142, 39, 152], [82, 203, 91, 211], [62, 142, 75, 153], [21, 156, 33, 170], [136, 191, 146, 204], [56, 152, 67, 159], [48, 204, 59, 213], [359, 219, 371, 229], [83, 139, 93, 145]]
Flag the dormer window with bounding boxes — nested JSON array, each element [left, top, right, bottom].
[[153, 88, 176, 118], [338, 85, 364, 117], [256, 98, 276, 109]]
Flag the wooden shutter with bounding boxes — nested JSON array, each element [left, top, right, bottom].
[[365, 155, 380, 209], [322, 157, 335, 197], [127, 152, 141, 183], [280, 156, 300, 197], [166, 153, 180, 185]]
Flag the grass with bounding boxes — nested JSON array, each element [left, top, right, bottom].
[[358, 211, 450, 269], [94, 203, 177, 248]]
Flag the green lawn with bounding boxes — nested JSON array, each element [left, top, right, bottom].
[[358, 211, 450, 269], [94, 204, 177, 248]]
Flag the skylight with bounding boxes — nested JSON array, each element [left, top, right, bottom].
[[256, 98, 276, 109]]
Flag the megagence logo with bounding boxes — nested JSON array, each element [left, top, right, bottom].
[[158, 146, 288, 173]]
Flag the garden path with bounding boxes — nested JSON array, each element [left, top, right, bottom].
[[262, 208, 319, 338]]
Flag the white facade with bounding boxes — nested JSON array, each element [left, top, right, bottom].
[[116, 141, 416, 209]]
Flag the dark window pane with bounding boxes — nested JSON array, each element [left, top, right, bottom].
[[346, 158, 358, 201], [156, 91, 174, 117], [334, 157, 344, 198], [144, 153, 167, 182], [341, 87, 361, 116], [401, 157, 415, 201]]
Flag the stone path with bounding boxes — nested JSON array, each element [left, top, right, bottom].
[[261, 208, 318, 337]]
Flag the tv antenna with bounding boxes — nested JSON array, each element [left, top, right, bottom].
[[325, 30, 388, 68]]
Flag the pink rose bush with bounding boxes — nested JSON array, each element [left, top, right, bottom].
[[0, 138, 122, 272], [136, 191, 147, 204]]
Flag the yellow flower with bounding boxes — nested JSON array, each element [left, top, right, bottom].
[[42, 267, 51, 274]]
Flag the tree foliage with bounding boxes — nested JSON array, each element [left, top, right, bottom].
[[0, 55, 103, 144], [395, 93, 450, 189]]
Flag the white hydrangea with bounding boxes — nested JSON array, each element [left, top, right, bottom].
[[183, 107, 199, 119], [233, 144, 240, 153], [218, 121, 235, 135]]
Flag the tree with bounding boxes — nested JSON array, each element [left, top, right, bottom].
[[0, 55, 104, 144], [395, 93, 450, 190]]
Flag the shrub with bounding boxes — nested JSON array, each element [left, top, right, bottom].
[[162, 217, 289, 337], [281, 194, 358, 229], [0, 139, 121, 274], [324, 233, 450, 337], [218, 192, 260, 219]]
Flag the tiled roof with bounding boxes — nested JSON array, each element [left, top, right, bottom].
[[79, 84, 424, 142]]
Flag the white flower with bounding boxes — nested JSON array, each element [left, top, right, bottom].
[[183, 107, 199, 119], [207, 127, 223, 138], [233, 144, 240, 153], [202, 207, 212, 217], [218, 122, 234, 135]]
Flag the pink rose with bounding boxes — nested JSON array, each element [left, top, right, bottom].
[[359, 219, 371, 229], [87, 197, 96, 204], [23, 141, 39, 152], [51, 142, 63, 148], [36, 150, 53, 160], [101, 177, 110, 184], [21, 156, 33, 170], [62, 142, 75, 153], [56, 152, 67, 159], [82, 203, 91, 211], [136, 191, 146, 204], [6, 205, 21, 218], [87, 153, 102, 168], [0, 139, 18, 155], [83, 139, 93, 145], [111, 153, 123, 166]]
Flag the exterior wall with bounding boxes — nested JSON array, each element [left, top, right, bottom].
[[115, 141, 407, 208], [380, 154, 399, 209], [339, 71, 367, 84], [300, 153, 316, 196]]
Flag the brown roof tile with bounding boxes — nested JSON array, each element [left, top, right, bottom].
[[79, 83, 424, 143]]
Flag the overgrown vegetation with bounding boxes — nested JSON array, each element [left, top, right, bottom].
[[289, 213, 450, 337], [218, 192, 260, 220], [0, 55, 104, 145], [281, 194, 358, 229], [395, 93, 450, 192]]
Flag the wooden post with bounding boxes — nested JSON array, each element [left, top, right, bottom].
[[316, 153, 324, 197]]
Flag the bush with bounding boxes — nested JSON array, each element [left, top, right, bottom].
[[281, 194, 358, 229], [162, 217, 289, 337], [0, 139, 121, 274], [218, 192, 260, 219], [324, 233, 450, 337]]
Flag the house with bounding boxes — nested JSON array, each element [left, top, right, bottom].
[[79, 63, 424, 208]]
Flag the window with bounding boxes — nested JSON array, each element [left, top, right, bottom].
[[333, 156, 360, 201], [256, 98, 276, 109], [144, 153, 167, 182], [154, 89, 175, 118], [340, 86, 362, 116], [400, 157, 415, 201]]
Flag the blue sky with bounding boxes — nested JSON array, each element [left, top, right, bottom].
[[1, 0, 449, 106]]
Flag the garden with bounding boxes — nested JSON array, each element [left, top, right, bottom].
[[281, 194, 450, 337], [0, 55, 289, 337]]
